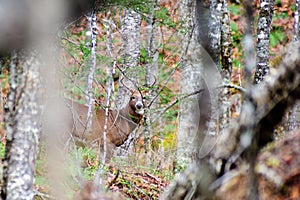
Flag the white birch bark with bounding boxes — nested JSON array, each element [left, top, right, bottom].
[[94, 11, 114, 187], [254, 0, 275, 84], [177, 0, 219, 164], [220, 0, 233, 80], [86, 11, 97, 132], [209, 0, 222, 65], [115, 9, 141, 157], [293, 0, 300, 41], [219, 0, 233, 130], [1, 52, 42, 200], [117, 9, 141, 109]]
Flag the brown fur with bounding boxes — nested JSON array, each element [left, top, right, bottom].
[[65, 91, 144, 158]]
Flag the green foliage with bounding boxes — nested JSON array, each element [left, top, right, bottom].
[[273, 11, 289, 20], [0, 142, 4, 158], [79, 42, 91, 60], [155, 7, 176, 29], [228, 4, 243, 16], [230, 21, 242, 46], [275, 0, 281, 5], [140, 48, 148, 64], [74, 147, 99, 180], [104, 0, 151, 14], [270, 28, 286, 48]]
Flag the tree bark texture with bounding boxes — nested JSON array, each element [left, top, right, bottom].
[[209, 0, 222, 66], [219, 0, 233, 132], [254, 0, 275, 84], [144, 0, 159, 162], [177, 0, 214, 164], [86, 11, 98, 132], [115, 9, 141, 157], [220, 0, 233, 80], [117, 9, 141, 109], [293, 0, 300, 41], [1, 53, 42, 200]]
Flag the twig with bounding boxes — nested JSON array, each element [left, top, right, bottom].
[[61, 46, 83, 66], [61, 37, 80, 46], [152, 88, 204, 123], [220, 84, 246, 93]]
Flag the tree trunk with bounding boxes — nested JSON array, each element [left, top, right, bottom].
[[253, 0, 275, 84], [177, 0, 212, 164], [86, 11, 97, 132], [1, 52, 42, 200], [117, 9, 141, 109], [209, 0, 222, 66], [144, 0, 159, 164], [220, 0, 233, 81], [115, 9, 141, 157], [219, 0, 233, 131]]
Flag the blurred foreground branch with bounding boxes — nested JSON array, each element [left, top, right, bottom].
[[161, 43, 300, 199]]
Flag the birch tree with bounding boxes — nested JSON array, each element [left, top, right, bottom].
[[85, 11, 98, 132], [116, 9, 141, 157], [117, 9, 141, 109], [219, 0, 233, 130], [209, 0, 222, 66], [254, 0, 275, 84], [1, 52, 42, 200], [177, 0, 217, 164], [220, 0, 233, 81], [209, 0, 233, 131]]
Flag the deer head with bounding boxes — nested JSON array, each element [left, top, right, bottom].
[[127, 90, 145, 120]]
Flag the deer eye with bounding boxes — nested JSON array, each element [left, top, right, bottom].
[[131, 96, 136, 101]]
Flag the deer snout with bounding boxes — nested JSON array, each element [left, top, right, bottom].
[[135, 101, 144, 114], [136, 101, 143, 109]]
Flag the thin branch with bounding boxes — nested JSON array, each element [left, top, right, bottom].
[[61, 37, 80, 46], [151, 88, 204, 123], [220, 84, 246, 93]]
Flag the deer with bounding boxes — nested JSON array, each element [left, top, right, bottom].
[[65, 90, 145, 159]]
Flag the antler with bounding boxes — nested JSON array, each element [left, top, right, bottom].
[[120, 77, 134, 93]]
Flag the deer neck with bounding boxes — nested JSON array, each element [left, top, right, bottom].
[[118, 106, 141, 129]]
